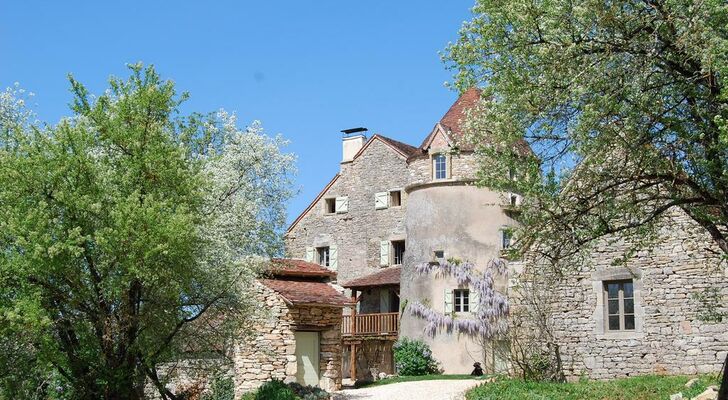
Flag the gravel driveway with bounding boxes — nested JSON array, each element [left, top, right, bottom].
[[332, 379, 482, 400]]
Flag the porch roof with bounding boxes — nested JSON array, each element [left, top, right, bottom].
[[259, 279, 353, 307], [341, 266, 401, 289]]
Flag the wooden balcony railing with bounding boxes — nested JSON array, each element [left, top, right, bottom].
[[342, 312, 399, 337]]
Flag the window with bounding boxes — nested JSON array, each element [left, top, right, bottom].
[[509, 193, 518, 207], [317, 246, 330, 267], [389, 190, 402, 207], [324, 198, 336, 214], [433, 250, 445, 263], [604, 280, 635, 331], [454, 289, 470, 312], [502, 230, 512, 249], [392, 240, 405, 265], [433, 154, 447, 180], [324, 196, 348, 214]]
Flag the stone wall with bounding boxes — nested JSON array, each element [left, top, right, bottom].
[[514, 208, 728, 380], [400, 183, 515, 373], [289, 305, 343, 391], [406, 152, 481, 187], [233, 282, 343, 397], [285, 138, 410, 286]]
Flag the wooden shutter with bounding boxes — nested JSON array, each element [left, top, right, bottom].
[[444, 289, 453, 313], [470, 290, 480, 313], [374, 192, 389, 209], [305, 247, 315, 263], [380, 240, 390, 266], [329, 245, 338, 270], [336, 196, 348, 213]]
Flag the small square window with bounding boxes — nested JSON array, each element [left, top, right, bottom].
[[433, 250, 445, 263], [317, 247, 330, 267], [510, 194, 518, 207], [392, 240, 405, 265], [324, 198, 336, 214], [454, 289, 469, 312], [389, 190, 402, 207], [603, 280, 635, 331]]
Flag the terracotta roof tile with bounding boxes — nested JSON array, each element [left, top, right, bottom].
[[259, 279, 352, 307], [268, 258, 336, 279], [376, 135, 421, 158], [341, 266, 401, 289]]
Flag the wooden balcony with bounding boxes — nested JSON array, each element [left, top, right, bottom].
[[342, 312, 399, 337]]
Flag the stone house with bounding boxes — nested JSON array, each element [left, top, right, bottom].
[[233, 258, 351, 395], [148, 259, 351, 397], [285, 87, 728, 382], [285, 88, 520, 376], [510, 209, 728, 380]]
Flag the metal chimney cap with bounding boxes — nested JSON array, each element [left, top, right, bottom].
[[340, 127, 368, 135]]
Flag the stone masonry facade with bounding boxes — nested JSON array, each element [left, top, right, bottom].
[[233, 281, 342, 396], [516, 208, 728, 380], [285, 137, 411, 286]]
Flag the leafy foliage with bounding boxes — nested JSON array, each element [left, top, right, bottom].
[[0, 64, 295, 399], [253, 380, 299, 400], [445, 0, 728, 261], [393, 338, 440, 376], [201, 376, 234, 400], [465, 374, 720, 400]]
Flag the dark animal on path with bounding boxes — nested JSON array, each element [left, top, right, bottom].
[[471, 362, 484, 376]]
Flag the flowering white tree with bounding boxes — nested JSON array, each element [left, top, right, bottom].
[[0, 65, 295, 400]]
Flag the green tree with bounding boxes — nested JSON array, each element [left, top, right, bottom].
[[446, 0, 727, 258], [0, 64, 294, 399], [445, 0, 727, 392]]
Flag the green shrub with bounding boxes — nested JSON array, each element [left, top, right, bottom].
[[202, 375, 234, 400], [393, 338, 439, 376], [254, 380, 299, 400], [287, 382, 330, 400]]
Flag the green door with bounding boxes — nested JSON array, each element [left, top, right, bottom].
[[295, 331, 320, 387]]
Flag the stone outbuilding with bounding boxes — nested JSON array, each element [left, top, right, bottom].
[[233, 258, 352, 396]]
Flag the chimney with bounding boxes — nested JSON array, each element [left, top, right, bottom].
[[340, 127, 367, 163]]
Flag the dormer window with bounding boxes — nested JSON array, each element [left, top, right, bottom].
[[433, 154, 447, 180]]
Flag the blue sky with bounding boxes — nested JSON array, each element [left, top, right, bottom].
[[0, 1, 474, 224]]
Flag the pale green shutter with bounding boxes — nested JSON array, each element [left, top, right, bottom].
[[374, 192, 388, 209], [380, 241, 390, 266], [305, 247, 315, 262], [336, 196, 348, 213], [329, 245, 338, 270], [470, 290, 480, 313], [444, 289, 453, 313]]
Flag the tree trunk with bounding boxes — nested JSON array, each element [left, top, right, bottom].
[[719, 352, 727, 400]]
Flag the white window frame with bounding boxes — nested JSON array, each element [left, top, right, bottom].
[[433, 153, 448, 180], [453, 289, 470, 313], [317, 246, 330, 267]]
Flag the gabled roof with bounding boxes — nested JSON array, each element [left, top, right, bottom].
[[286, 134, 418, 234], [420, 87, 482, 151], [418, 87, 532, 156], [259, 279, 352, 307], [286, 173, 339, 234], [268, 258, 336, 278], [341, 266, 401, 289], [352, 134, 420, 160]]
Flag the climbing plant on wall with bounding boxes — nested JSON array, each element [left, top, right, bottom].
[[407, 258, 509, 339]]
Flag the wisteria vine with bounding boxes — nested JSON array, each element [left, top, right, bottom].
[[408, 259, 510, 339]]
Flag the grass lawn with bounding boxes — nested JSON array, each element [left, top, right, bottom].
[[466, 375, 720, 400], [357, 374, 486, 388]]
